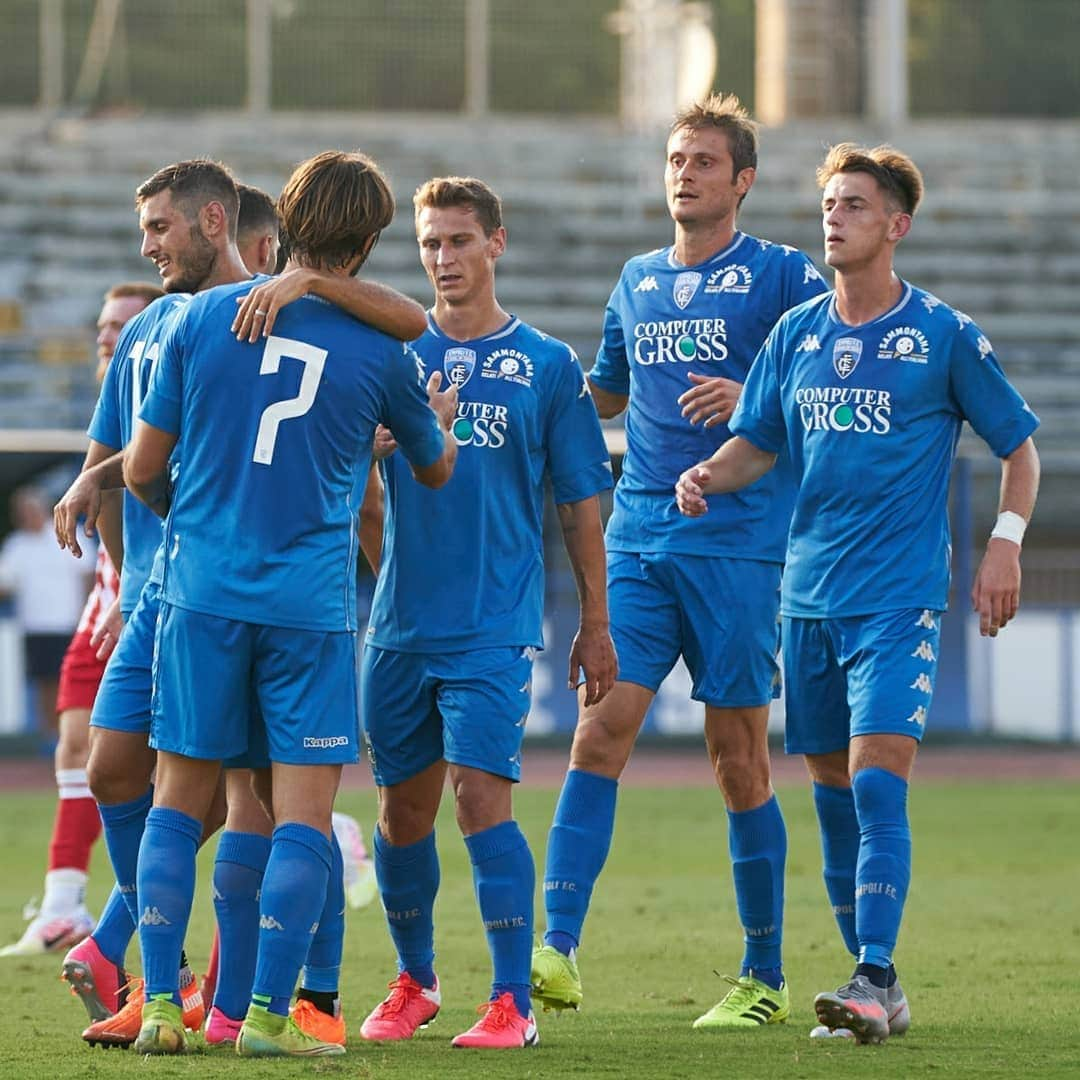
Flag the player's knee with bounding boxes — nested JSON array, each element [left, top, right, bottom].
[[87, 743, 152, 805], [569, 713, 633, 777]]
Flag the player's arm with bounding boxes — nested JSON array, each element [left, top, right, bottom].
[[54, 441, 126, 558], [94, 488, 125, 573], [557, 495, 618, 706], [587, 377, 628, 419], [124, 421, 178, 519], [358, 464, 384, 574], [408, 372, 458, 489], [675, 437, 777, 517], [971, 436, 1040, 638], [232, 268, 427, 343]]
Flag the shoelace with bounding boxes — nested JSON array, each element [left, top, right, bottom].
[[713, 973, 761, 1010], [834, 980, 882, 1008], [375, 977, 418, 1017], [473, 995, 516, 1030]]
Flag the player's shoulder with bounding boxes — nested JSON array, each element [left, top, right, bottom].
[[500, 317, 580, 373], [132, 291, 191, 330], [616, 246, 670, 286], [906, 282, 984, 338], [741, 233, 817, 271], [779, 288, 832, 328]]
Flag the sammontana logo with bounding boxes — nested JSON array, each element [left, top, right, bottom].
[[482, 348, 534, 387], [705, 264, 752, 294], [878, 326, 930, 365]]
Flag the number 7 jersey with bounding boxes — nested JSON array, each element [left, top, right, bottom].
[[140, 278, 446, 632]]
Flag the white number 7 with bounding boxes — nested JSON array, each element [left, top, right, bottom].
[[252, 335, 327, 465]]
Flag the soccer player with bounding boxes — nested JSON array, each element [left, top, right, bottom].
[[351, 176, 615, 1051], [123, 149, 456, 1058], [675, 143, 1040, 1044], [0, 283, 160, 960], [531, 93, 827, 1029], [52, 163, 429, 1048], [236, 183, 280, 276]]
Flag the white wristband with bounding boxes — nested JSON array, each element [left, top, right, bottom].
[[990, 510, 1026, 547]]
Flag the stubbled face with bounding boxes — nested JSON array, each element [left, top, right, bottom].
[[417, 204, 505, 307], [664, 126, 751, 229], [95, 294, 150, 383], [138, 189, 216, 293], [821, 170, 905, 273]]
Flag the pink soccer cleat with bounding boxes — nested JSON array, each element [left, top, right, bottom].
[[451, 992, 539, 1049]]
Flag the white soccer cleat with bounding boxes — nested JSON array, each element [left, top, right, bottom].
[[332, 812, 378, 909], [0, 906, 95, 957]]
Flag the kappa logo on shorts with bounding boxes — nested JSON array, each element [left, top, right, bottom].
[[905, 705, 927, 726], [303, 736, 349, 749]]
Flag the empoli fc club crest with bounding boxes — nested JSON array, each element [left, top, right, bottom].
[[444, 347, 477, 388], [833, 336, 862, 379], [673, 271, 702, 310]]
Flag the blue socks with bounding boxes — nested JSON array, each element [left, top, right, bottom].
[[99, 787, 153, 927], [465, 820, 534, 1019], [542, 769, 617, 955], [301, 830, 345, 994], [212, 830, 271, 1020], [252, 823, 331, 1017], [374, 827, 439, 988], [852, 767, 911, 970], [728, 794, 787, 987], [91, 883, 135, 968], [813, 781, 860, 957], [136, 806, 202, 1004]]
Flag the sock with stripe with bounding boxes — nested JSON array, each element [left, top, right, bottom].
[[252, 823, 331, 1017]]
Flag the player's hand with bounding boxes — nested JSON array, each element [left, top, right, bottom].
[[426, 370, 459, 431], [54, 472, 104, 558], [677, 372, 742, 428], [972, 538, 1022, 637], [675, 465, 711, 517], [90, 598, 124, 661], [232, 268, 316, 343], [372, 424, 398, 460], [568, 623, 618, 707]]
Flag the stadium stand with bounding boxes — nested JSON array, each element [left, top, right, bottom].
[[0, 113, 1077, 548]]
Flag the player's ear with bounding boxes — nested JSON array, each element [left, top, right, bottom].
[[889, 211, 912, 243], [488, 226, 507, 259], [734, 166, 756, 198], [200, 200, 228, 240]]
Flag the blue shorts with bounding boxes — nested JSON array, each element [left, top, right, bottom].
[[151, 603, 360, 766], [360, 644, 534, 787], [782, 608, 943, 755], [89, 581, 161, 735], [607, 551, 781, 708]]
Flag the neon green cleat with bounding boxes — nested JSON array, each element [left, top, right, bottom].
[[133, 997, 187, 1055], [236, 1003, 345, 1057], [692, 973, 790, 1030], [530, 945, 582, 1012]]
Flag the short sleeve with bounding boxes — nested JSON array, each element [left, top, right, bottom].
[[139, 305, 187, 435], [588, 286, 630, 396], [947, 320, 1039, 458], [87, 331, 127, 450], [381, 344, 445, 470], [545, 347, 614, 504], [729, 327, 788, 454]]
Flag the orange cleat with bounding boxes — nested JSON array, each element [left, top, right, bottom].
[[292, 998, 346, 1046], [82, 973, 204, 1049]]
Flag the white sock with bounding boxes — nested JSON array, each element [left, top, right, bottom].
[[41, 868, 88, 918]]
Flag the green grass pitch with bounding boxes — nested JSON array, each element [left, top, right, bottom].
[[0, 778, 1077, 1078]]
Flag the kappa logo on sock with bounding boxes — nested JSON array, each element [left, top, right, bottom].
[[211, 884, 224, 901], [259, 914, 285, 931], [140, 906, 171, 927]]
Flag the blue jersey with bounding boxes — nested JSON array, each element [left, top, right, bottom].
[[592, 232, 827, 562], [140, 280, 447, 633], [88, 293, 190, 615], [367, 315, 613, 653], [730, 282, 1039, 617]]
